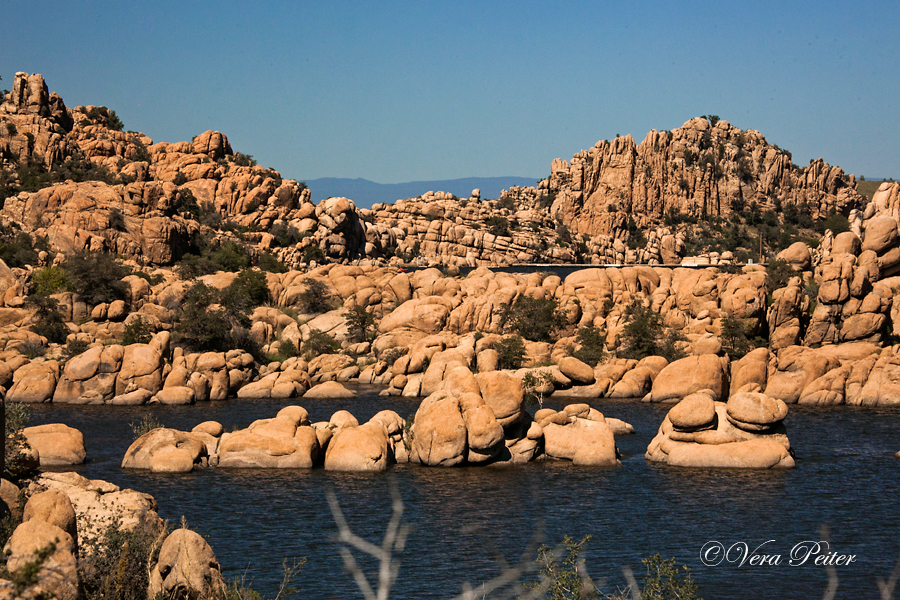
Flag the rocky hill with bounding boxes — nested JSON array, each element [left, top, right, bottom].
[[0, 71, 894, 275], [500, 117, 865, 241]]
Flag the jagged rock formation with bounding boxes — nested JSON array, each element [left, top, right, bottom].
[[500, 117, 865, 245]]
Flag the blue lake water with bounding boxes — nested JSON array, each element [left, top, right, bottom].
[[26, 389, 900, 599]]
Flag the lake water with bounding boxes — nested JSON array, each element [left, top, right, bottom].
[[26, 389, 900, 599]]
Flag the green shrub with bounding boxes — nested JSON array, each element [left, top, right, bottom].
[[632, 554, 701, 600], [232, 152, 257, 167], [108, 207, 127, 231], [174, 281, 255, 354], [64, 338, 90, 360], [79, 518, 166, 600], [278, 339, 299, 359], [766, 258, 795, 291], [5, 402, 35, 482], [486, 216, 510, 237], [18, 339, 47, 359], [297, 278, 335, 314], [526, 536, 703, 600], [495, 335, 526, 370], [0, 227, 39, 268], [556, 222, 573, 245], [256, 251, 288, 273], [199, 200, 223, 228], [25, 294, 68, 344], [571, 326, 606, 366], [658, 328, 689, 363], [212, 241, 252, 272], [618, 299, 687, 361], [498, 295, 567, 342], [524, 535, 596, 599], [31, 265, 68, 295], [523, 370, 555, 409], [302, 244, 325, 263], [123, 315, 154, 345], [302, 328, 340, 359], [129, 415, 165, 441], [270, 223, 302, 247], [719, 315, 757, 359], [227, 268, 270, 307], [816, 208, 850, 235], [62, 251, 128, 305]]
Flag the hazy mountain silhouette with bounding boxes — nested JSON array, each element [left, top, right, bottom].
[[302, 177, 539, 208]]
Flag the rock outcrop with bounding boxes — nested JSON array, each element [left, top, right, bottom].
[[499, 118, 863, 249], [646, 390, 794, 468], [148, 529, 226, 600]]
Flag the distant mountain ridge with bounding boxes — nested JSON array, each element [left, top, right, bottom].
[[302, 176, 539, 208]]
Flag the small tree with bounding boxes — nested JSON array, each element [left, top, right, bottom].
[[765, 258, 795, 291], [617, 299, 689, 361], [173, 280, 259, 357], [123, 315, 153, 345], [523, 370, 555, 409], [25, 294, 68, 343], [719, 315, 755, 359], [570, 326, 606, 366], [302, 328, 340, 360], [297, 278, 335, 314], [31, 266, 67, 296], [618, 300, 664, 360], [498, 295, 567, 343], [62, 251, 128, 305], [227, 268, 270, 307], [524, 535, 596, 599], [344, 305, 375, 343], [211, 241, 252, 272], [658, 328, 689, 362], [5, 402, 35, 481], [636, 554, 701, 600], [495, 335, 526, 370]]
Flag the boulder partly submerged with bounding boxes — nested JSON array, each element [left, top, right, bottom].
[[646, 390, 794, 469]]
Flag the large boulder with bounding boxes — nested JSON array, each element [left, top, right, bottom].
[[557, 356, 595, 385], [4, 520, 80, 600], [646, 399, 793, 469], [862, 217, 900, 254], [34, 472, 164, 542], [324, 422, 392, 472], [538, 405, 618, 466], [7, 361, 59, 403], [217, 406, 319, 468], [121, 428, 208, 473], [116, 341, 165, 396], [650, 354, 728, 402], [665, 439, 795, 469], [302, 380, 358, 399], [148, 528, 226, 600], [474, 371, 525, 427], [22, 489, 78, 545], [23, 424, 86, 465], [410, 391, 468, 466]]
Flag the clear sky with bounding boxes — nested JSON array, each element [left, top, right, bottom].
[[2, 1, 897, 183]]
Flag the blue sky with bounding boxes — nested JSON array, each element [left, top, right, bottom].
[[2, 1, 897, 183]]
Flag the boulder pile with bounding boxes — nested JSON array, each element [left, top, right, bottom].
[[646, 389, 794, 468], [122, 367, 631, 473]]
